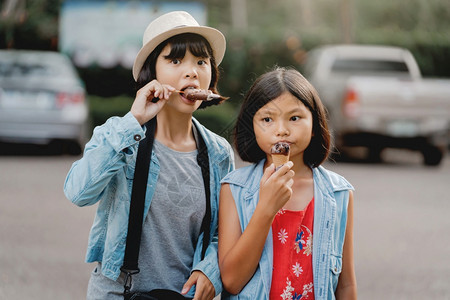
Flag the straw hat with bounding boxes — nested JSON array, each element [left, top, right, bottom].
[[132, 11, 226, 81]]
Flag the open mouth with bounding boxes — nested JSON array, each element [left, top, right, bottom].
[[179, 87, 197, 103]]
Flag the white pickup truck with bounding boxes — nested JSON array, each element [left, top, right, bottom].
[[303, 44, 450, 166]]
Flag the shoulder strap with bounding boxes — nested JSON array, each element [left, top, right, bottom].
[[121, 117, 156, 275], [121, 119, 211, 278], [192, 123, 211, 259]]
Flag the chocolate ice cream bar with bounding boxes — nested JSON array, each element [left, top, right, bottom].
[[181, 88, 227, 101]]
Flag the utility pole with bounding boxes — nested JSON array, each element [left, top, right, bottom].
[[340, 0, 353, 43], [299, 0, 313, 26], [230, 0, 248, 30]]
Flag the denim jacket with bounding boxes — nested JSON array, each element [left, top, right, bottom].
[[64, 112, 235, 296], [220, 160, 353, 300]]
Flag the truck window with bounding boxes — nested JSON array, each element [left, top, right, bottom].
[[331, 59, 409, 76]]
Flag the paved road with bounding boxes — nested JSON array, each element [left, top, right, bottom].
[[0, 149, 449, 299], [325, 151, 450, 299]]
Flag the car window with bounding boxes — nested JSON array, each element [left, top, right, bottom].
[[0, 54, 74, 79], [0, 63, 50, 77]]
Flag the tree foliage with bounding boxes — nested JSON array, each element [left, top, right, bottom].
[[1, 0, 62, 49]]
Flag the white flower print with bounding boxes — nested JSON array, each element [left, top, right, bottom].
[[278, 228, 288, 244], [292, 262, 303, 277], [281, 277, 294, 300], [302, 282, 314, 298], [303, 235, 312, 256], [276, 209, 286, 216]]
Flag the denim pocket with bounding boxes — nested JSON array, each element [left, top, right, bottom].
[[330, 254, 342, 275], [330, 254, 342, 291]]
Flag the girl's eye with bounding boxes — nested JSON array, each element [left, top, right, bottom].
[[198, 59, 208, 66], [262, 117, 272, 122], [291, 116, 300, 121], [171, 59, 181, 64]]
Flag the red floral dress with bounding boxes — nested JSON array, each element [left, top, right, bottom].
[[270, 198, 315, 300]]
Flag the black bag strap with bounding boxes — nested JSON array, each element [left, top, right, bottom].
[[192, 123, 211, 259], [121, 117, 156, 275], [121, 119, 211, 293]]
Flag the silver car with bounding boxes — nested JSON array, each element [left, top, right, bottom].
[[0, 50, 88, 154]]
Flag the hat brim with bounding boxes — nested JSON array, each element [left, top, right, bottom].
[[132, 26, 226, 81]]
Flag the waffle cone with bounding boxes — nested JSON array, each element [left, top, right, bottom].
[[272, 154, 289, 168]]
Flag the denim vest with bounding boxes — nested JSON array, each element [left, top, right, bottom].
[[220, 160, 353, 300], [64, 112, 235, 296]]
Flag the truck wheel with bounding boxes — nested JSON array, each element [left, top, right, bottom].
[[65, 140, 82, 155], [367, 147, 383, 163], [422, 146, 443, 166]]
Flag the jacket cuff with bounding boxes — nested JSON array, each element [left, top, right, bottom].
[[192, 244, 222, 296], [109, 112, 145, 153]]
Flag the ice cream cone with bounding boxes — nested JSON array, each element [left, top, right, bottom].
[[272, 153, 290, 168], [270, 142, 290, 169]]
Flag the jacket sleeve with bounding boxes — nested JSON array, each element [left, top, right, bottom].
[[64, 112, 145, 207], [192, 236, 222, 296]]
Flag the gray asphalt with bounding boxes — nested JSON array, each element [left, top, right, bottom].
[[0, 149, 449, 299]]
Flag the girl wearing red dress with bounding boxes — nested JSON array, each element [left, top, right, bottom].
[[218, 68, 357, 299]]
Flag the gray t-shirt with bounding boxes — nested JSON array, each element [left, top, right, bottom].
[[87, 139, 205, 299]]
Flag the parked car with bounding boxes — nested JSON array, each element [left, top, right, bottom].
[[303, 44, 450, 166], [0, 50, 88, 154]]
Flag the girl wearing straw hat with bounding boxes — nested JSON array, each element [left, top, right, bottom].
[[64, 11, 234, 300]]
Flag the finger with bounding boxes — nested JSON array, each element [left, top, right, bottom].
[[140, 87, 153, 101], [153, 85, 170, 102], [139, 80, 157, 93], [274, 161, 294, 175], [284, 161, 294, 170], [286, 178, 294, 188], [192, 282, 209, 300], [181, 273, 198, 295], [261, 163, 275, 183], [163, 85, 176, 99], [189, 271, 214, 300], [193, 288, 204, 300], [153, 97, 168, 110], [140, 80, 164, 100], [281, 169, 295, 179], [153, 89, 161, 100]]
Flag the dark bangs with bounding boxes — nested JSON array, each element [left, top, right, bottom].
[[164, 33, 212, 62]]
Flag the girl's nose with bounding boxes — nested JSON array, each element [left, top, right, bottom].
[[276, 123, 289, 136], [185, 66, 198, 78]]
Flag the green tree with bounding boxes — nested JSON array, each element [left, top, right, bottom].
[[1, 0, 61, 49]]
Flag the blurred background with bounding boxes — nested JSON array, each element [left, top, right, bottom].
[[2, 0, 450, 144], [1, 0, 450, 299]]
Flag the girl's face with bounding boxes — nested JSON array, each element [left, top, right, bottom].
[[253, 92, 314, 165], [155, 44, 212, 113]]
